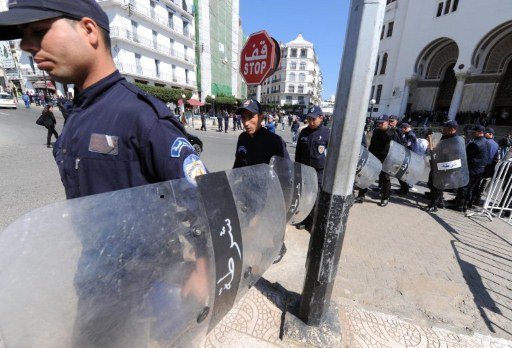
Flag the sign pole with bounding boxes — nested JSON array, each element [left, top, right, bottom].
[[298, 0, 386, 326]]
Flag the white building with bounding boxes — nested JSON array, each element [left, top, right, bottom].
[[250, 34, 322, 114], [371, 0, 512, 124], [99, 0, 197, 92]]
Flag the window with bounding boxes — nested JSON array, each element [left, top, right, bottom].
[[286, 96, 293, 103], [150, 0, 156, 18], [370, 85, 375, 100], [289, 73, 296, 82], [298, 96, 305, 105], [185, 69, 189, 84], [386, 0, 396, 4], [183, 21, 189, 37], [155, 59, 160, 77], [452, 0, 459, 11], [131, 20, 138, 42], [380, 25, 385, 40], [299, 73, 306, 82], [135, 53, 142, 74], [167, 11, 174, 28], [290, 48, 297, 57], [290, 62, 297, 70], [380, 53, 388, 74], [152, 30, 158, 49], [444, 0, 451, 14], [387, 22, 394, 37], [376, 85, 383, 104], [172, 65, 177, 81], [288, 85, 295, 93], [184, 45, 189, 61], [300, 48, 307, 58], [436, 2, 443, 16], [299, 62, 306, 70], [298, 85, 304, 93], [169, 38, 174, 53], [374, 55, 380, 76]]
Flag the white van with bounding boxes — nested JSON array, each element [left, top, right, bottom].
[[0, 93, 17, 109]]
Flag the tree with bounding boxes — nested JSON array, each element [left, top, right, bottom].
[[134, 83, 192, 103]]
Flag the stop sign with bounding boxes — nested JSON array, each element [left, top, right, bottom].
[[240, 31, 276, 86]]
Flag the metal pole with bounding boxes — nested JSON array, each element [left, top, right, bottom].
[[256, 85, 261, 102], [299, 0, 386, 326]]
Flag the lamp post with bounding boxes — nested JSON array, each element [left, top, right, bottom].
[[369, 98, 376, 119]]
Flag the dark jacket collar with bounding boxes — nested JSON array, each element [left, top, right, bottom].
[[73, 70, 124, 109]]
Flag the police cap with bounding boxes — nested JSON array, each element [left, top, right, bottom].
[[0, 0, 110, 40], [236, 99, 262, 115]]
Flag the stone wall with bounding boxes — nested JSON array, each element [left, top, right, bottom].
[[460, 83, 498, 112]]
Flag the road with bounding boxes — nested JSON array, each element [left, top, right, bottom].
[[0, 105, 298, 230]]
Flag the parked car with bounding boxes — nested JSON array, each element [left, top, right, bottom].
[[0, 93, 17, 109], [186, 132, 203, 156]]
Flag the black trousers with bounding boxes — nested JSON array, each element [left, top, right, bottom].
[[379, 171, 391, 200], [200, 120, 206, 131], [458, 174, 483, 208], [217, 119, 223, 131], [46, 126, 59, 145], [398, 180, 410, 194]]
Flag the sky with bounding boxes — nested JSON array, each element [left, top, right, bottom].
[[239, 0, 350, 100]]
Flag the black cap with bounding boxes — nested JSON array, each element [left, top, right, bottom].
[[443, 120, 458, 129], [472, 125, 485, 132], [0, 0, 110, 40], [485, 128, 495, 134], [236, 99, 262, 115], [389, 115, 398, 121], [400, 123, 411, 128], [376, 115, 389, 123], [306, 105, 323, 118]]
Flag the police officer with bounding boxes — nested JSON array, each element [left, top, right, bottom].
[[470, 127, 500, 207], [295, 106, 329, 187], [452, 125, 491, 212], [396, 122, 417, 195], [224, 110, 230, 133], [233, 99, 289, 168], [423, 120, 458, 212], [0, 1, 208, 346], [367, 115, 394, 207]]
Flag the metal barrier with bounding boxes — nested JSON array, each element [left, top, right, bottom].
[[467, 159, 512, 224]]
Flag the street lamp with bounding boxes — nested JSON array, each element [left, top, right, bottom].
[[369, 99, 376, 119]]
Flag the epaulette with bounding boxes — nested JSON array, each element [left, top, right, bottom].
[[122, 81, 175, 120]]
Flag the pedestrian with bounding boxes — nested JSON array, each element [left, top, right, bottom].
[[291, 119, 299, 145], [294, 106, 329, 230], [233, 99, 289, 262], [22, 92, 30, 108], [0, 1, 208, 346], [200, 111, 207, 131], [470, 127, 500, 207], [266, 116, 276, 133], [280, 114, 285, 131], [40, 104, 59, 148], [236, 113, 243, 130], [498, 132, 512, 160], [224, 110, 229, 133], [450, 125, 491, 212], [423, 121, 458, 212], [217, 111, 223, 132]]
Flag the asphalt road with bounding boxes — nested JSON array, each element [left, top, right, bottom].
[[0, 105, 298, 230]]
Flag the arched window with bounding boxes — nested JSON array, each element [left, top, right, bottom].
[[380, 53, 388, 74], [374, 55, 380, 76]]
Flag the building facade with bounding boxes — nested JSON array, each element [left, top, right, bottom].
[[249, 34, 322, 114], [370, 0, 512, 124], [194, 0, 246, 101]]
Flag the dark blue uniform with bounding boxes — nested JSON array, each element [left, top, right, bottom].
[[233, 127, 289, 168], [295, 124, 330, 186], [457, 136, 490, 209], [54, 71, 206, 199]]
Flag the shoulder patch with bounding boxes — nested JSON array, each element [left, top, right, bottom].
[[171, 137, 194, 157], [183, 154, 207, 184], [237, 146, 247, 154]]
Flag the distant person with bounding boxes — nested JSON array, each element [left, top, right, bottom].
[[40, 105, 59, 148]]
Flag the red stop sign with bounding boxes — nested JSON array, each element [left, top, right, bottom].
[[240, 31, 276, 86]]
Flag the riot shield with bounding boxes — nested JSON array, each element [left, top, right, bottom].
[[0, 164, 286, 348], [355, 147, 382, 189], [382, 141, 429, 186], [431, 136, 469, 190], [269, 156, 318, 224]]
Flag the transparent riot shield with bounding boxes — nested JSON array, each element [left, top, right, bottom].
[[431, 136, 469, 190], [0, 164, 285, 348], [269, 156, 319, 225], [382, 141, 429, 186], [355, 147, 382, 189]]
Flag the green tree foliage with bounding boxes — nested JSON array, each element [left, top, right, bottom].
[[134, 83, 192, 103]]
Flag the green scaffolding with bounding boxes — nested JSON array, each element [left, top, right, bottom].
[[209, 0, 233, 96]]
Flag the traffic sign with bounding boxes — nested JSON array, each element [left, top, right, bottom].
[[240, 31, 276, 86]]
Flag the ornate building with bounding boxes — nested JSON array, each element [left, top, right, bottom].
[[370, 0, 512, 124]]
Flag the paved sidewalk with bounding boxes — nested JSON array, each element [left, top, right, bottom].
[[201, 185, 512, 347]]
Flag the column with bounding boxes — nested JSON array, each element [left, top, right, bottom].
[[398, 78, 414, 117], [448, 73, 468, 121]]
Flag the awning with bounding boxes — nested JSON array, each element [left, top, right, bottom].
[[32, 80, 55, 90], [187, 98, 204, 107]]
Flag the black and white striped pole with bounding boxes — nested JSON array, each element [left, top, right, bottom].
[[299, 0, 386, 326]]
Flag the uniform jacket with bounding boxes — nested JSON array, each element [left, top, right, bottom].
[[54, 71, 205, 199], [466, 136, 491, 176], [369, 127, 394, 162], [295, 125, 330, 172], [233, 127, 289, 168]]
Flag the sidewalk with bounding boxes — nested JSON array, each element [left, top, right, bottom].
[[201, 185, 512, 347]]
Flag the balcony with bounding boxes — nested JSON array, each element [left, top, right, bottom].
[[98, 0, 194, 41], [110, 27, 194, 64], [116, 62, 196, 88]]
